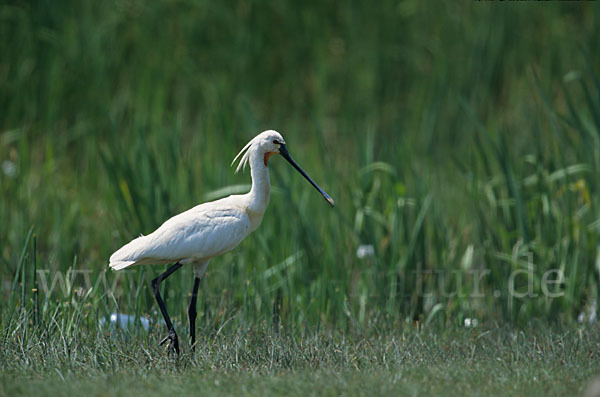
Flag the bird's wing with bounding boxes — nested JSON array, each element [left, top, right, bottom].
[[109, 199, 251, 268]]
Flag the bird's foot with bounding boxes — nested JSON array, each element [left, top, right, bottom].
[[159, 329, 180, 356]]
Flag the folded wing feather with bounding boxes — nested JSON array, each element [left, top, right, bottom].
[[109, 197, 251, 269]]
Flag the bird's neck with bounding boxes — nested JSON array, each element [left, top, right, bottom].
[[247, 150, 271, 213]]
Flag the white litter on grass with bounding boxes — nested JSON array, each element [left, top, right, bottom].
[[578, 299, 597, 324], [99, 313, 156, 331], [356, 244, 375, 259], [464, 318, 479, 328], [2, 160, 16, 178]]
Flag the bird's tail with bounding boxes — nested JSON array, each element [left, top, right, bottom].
[[109, 234, 152, 271], [109, 260, 136, 271]]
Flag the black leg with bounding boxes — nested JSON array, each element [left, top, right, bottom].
[[188, 276, 201, 351], [151, 262, 183, 355]]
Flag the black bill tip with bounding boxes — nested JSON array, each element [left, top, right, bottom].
[[279, 144, 335, 207]]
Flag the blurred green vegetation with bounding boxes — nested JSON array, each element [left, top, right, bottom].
[[1, 1, 600, 331]]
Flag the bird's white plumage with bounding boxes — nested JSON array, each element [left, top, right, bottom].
[[107, 130, 334, 355], [109, 130, 286, 273], [109, 196, 251, 269]]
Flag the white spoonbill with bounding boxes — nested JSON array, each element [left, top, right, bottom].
[[109, 130, 334, 354]]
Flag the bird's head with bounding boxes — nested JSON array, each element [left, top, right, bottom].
[[232, 130, 286, 172], [232, 130, 334, 207], [255, 130, 287, 166]]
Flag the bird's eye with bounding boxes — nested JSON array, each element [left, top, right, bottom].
[[273, 139, 280, 145]]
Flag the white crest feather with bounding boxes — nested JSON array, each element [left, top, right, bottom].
[[231, 136, 256, 173]]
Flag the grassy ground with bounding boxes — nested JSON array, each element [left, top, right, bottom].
[[1, 323, 599, 396], [2, 367, 595, 397], [2, 1, 600, 395]]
